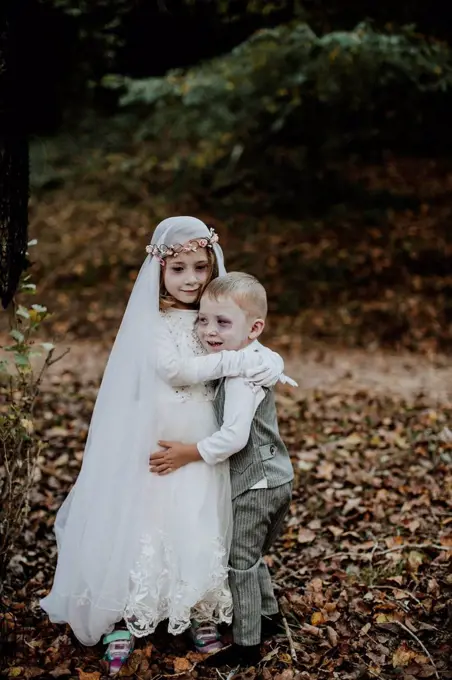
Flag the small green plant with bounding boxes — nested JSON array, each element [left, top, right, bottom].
[[0, 241, 67, 584]]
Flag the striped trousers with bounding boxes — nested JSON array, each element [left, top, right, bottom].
[[229, 482, 292, 646]]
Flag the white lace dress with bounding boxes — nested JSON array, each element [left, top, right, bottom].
[[123, 309, 233, 637]]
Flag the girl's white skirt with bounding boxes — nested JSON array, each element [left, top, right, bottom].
[[124, 398, 233, 637], [41, 398, 232, 645]]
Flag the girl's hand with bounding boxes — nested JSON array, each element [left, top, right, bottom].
[[149, 440, 201, 475], [243, 348, 283, 389], [244, 347, 298, 389]]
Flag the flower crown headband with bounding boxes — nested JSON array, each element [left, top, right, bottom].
[[146, 227, 219, 266]]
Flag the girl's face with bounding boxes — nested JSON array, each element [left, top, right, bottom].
[[162, 248, 211, 309]]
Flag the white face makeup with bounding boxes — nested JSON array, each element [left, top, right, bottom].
[[163, 249, 210, 309], [197, 295, 264, 353]]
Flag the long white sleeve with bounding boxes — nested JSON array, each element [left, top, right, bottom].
[[255, 341, 284, 374], [156, 316, 286, 388], [197, 377, 265, 465], [156, 317, 259, 386]]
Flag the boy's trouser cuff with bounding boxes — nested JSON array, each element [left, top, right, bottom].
[[230, 557, 262, 646]]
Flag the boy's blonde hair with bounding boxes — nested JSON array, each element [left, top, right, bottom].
[[203, 272, 267, 320]]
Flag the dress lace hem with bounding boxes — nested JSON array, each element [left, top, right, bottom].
[[123, 531, 233, 638]]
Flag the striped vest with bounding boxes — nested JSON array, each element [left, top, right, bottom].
[[213, 380, 294, 500]]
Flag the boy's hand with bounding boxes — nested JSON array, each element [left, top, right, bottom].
[[149, 440, 201, 475]]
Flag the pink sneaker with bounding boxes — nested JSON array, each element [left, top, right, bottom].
[[103, 629, 134, 675], [190, 621, 224, 654]]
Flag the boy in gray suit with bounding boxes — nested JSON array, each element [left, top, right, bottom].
[[150, 272, 294, 666]]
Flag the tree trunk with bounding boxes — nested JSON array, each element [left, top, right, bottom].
[[0, 3, 29, 309]]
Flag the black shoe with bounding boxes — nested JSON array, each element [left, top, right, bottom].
[[261, 613, 283, 640], [204, 643, 262, 668]]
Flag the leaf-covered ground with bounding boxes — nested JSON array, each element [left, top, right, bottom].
[[2, 370, 452, 679], [2, 128, 452, 679]]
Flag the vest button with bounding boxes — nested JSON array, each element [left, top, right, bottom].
[[270, 445, 276, 454]]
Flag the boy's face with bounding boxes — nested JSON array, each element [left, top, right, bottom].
[[197, 294, 264, 353]]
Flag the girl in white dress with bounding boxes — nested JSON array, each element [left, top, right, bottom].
[[41, 217, 284, 675]]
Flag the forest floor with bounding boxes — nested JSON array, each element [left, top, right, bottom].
[[2, 338, 452, 680], [1, 136, 452, 679]]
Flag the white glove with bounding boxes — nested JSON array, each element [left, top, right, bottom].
[[245, 363, 280, 388], [244, 349, 298, 389], [245, 367, 298, 388], [279, 373, 298, 387]]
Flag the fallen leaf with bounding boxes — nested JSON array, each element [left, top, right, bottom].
[[394, 589, 408, 600], [297, 528, 316, 544], [307, 577, 323, 592], [143, 642, 153, 659], [25, 670, 46, 680], [342, 497, 362, 515], [427, 578, 440, 596], [316, 461, 335, 480], [308, 518, 322, 530], [367, 651, 385, 665], [261, 648, 279, 663], [439, 535, 452, 548], [46, 426, 70, 437], [439, 426, 452, 442], [120, 650, 143, 676], [278, 653, 294, 664], [407, 550, 424, 574], [326, 626, 338, 646], [186, 651, 205, 663], [327, 525, 343, 537], [173, 657, 192, 672], [392, 642, 416, 667], [302, 623, 321, 636], [394, 435, 409, 449], [342, 433, 363, 448], [375, 613, 398, 624], [388, 575, 404, 585], [311, 611, 325, 626], [408, 519, 420, 533], [385, 536, 405, 548], [76, 672, 101, 680], [50, 666, 72, 679]]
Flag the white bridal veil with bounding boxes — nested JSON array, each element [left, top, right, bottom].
[[40, 217, 227, 645]]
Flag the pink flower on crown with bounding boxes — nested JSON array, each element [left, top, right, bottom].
[[145, 228, 219, 259]]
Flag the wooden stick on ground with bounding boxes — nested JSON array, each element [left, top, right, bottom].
[[375, 544, 450, 557], [323, 543, 450, 561], [394, 621, 439, 680], [281, 614, 297, 663]]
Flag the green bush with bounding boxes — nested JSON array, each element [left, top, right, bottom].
[[104, 21, 452, 187], [0, 246, 66, 583]]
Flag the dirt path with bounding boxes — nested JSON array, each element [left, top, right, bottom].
[[36, 340, 452, 405]]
